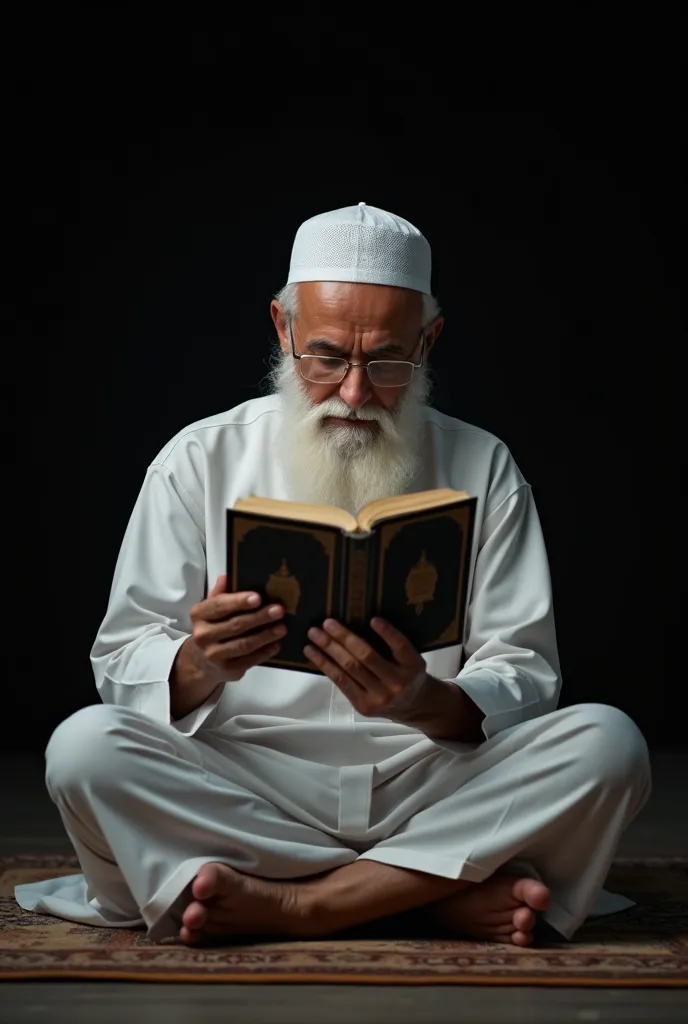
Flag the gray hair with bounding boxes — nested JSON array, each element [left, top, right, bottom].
[[274, 282, 441, 329]]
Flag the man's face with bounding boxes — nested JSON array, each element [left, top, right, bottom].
[[282, 280, 425, 410], [269, 282, 442, 514]]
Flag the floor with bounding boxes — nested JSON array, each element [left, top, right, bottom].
[[1, 747, 687, 1023]]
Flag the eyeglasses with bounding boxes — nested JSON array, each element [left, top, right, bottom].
[[288, 322, 425, 388]]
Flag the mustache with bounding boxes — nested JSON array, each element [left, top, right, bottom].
[[308, 397, 390, 424]]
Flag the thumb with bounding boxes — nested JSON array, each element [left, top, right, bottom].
[[209, 573, 228, 598]]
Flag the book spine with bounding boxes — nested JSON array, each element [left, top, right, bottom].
[[344, 535, 370, 632], [333, 531, 349, 623], [342, 533, 383, 651]]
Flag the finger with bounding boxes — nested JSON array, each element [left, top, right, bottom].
[[208, 574, 228, 599], [304, 644, 390, 717], [303, 643, 365, 695], [321, 619, 401, 688], [306, 626, 387, 696], [370, 617, 420, 666], [229, 641, 283, 674], [208, 624, 286, 664], [196, 591, 262, 623], [208, 603, 285, 643]]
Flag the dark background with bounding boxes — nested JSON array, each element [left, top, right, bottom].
[[6, 19, 684, 751]]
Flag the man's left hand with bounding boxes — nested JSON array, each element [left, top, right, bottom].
[[304, 618, 428, 720]]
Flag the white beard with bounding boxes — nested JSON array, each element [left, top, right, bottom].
[[269, 351, 430, 516]]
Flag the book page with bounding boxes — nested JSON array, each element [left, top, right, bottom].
[[357, 488, 470, 532], [233, 496, 358, 533]]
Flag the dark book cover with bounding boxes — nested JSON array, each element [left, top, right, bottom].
[[366, 498, 477, 655], [226, 496, 476, 673], [227, 511, 346, 671]]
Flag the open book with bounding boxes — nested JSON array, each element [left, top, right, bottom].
[[226, 488, 477, 672]]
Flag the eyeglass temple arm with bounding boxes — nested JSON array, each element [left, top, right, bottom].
[[288, 321, 300, 359]]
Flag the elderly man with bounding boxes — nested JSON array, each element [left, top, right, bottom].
[[16, 203, 650, 947]]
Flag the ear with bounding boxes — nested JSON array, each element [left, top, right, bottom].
[[270, 300, 290, 354], [423, 316, 444, 357]]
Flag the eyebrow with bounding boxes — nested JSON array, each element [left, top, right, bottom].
[[304, 338, 408, 358]]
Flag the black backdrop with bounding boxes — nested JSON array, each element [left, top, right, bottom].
[[6, 21, 685, 751]]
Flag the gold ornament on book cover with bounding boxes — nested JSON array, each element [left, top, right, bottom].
[[266, 559, 301, 614], [405, 550, 438, 615]]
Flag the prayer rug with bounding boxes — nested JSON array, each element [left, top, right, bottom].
[[1, 855, 686, 986]]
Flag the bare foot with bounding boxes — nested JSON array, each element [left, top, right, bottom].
[[427, 875, 551, 947], [180, 863, 310, 945]]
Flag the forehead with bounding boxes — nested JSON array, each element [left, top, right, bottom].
[[297, 281, 422, 333]]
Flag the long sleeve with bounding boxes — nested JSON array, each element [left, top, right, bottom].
[[452, 482, 561, 739], [90, 463, 223, 736]]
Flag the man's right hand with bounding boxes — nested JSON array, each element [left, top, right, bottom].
[[190, 573, 286, 682], [169, 574, 285, 719]]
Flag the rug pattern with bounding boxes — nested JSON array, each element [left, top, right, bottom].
[[1, 855, 687, 985]]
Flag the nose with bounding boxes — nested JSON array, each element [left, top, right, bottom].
[[337, 364, 371, 409]]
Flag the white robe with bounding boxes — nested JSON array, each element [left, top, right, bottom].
[[15, 396, 651, 939]]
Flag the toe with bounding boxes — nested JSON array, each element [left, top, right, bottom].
[[512, 877, 551, 912], [179, 924, 202, 945], [182, 900, 208, 929], [512, 906, 535, 933], [192, 864, 220, 901]]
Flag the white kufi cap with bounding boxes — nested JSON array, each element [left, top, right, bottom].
[[287, 202, 431, 294]]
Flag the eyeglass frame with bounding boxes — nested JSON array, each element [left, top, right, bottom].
[[287, 320, 426, 388]]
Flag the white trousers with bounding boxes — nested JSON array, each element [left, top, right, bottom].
[[14, 702, 650, 942]]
